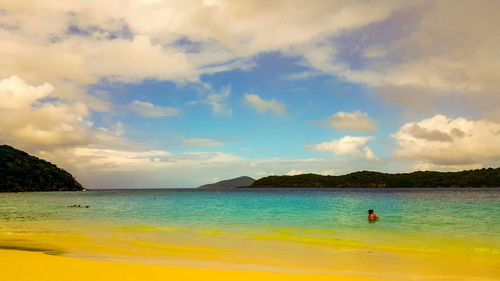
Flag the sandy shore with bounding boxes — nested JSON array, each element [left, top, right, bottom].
[[0, 249, 389, 281]]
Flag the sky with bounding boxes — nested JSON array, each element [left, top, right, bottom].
[[1, 0, 500, 188]]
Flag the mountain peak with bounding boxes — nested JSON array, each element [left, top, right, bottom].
[[198, 176, 255, 189]]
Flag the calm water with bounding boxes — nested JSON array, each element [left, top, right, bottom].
[[1, 188, 500, 279], [1, 188, 499, 238]]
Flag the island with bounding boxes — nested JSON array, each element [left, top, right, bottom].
[[249, 168, 500, 188], [198, 176, 255, 189], [0, 145, 84, 192]]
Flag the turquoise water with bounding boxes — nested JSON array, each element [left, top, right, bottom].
[[1, 188, 499, 238], [1, 188, 500, 279]]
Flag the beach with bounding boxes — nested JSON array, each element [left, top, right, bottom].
[[3, 1, 499, 279], [1, 248, 392, 281], [1, 188, 499, 280], [1, 225, 498, 281]]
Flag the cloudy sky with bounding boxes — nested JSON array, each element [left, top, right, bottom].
[[1, 0, 499, 188]]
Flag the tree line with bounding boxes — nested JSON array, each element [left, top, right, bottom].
[[250, 168, 500, 188]]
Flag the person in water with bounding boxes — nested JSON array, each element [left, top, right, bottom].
[[368, 209, 379, 222]]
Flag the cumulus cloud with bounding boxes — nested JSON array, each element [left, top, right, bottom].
[[2, 1, 497, 114], [391, 115, 500, 167], [0, 76, 54, 109], [0, 76, 92, 148], [128, 100, 181, 117], [0, 13, 195, 85], [2, 1, 498, 186], [295, 1, 500, 113], [243, 94, 286, 115], [182, 138, 227, 147], [0, 0, 399, 86], [3, 1, 494, 115], [0, 78, 241, 188], [306, 136, 376, 159], [363, 146, 379, 161], [318, 111, 377, 132]]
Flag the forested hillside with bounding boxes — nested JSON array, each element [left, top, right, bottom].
[[251, 168, 500, 188], [0, 145, 83, 192]]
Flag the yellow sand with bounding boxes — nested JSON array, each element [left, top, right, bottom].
[[1, 222, 499, 280], [0, 249, 385, 281]]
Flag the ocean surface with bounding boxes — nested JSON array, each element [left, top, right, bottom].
[[1, 188, 499, 279]]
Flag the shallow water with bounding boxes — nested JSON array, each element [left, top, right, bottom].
[[1, 188, 499, 280], [2, 188, 499, 236]]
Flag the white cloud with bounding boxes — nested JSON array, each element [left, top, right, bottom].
[[0, 76, 93, 147], [294, 1, 500, 113], [2, 1, 498, 187], [243, 94, 286, 116], [413, 162, 483, 172], [182, 138, 226, 147], [205, 86, 232, 117], [391, 115, 500, 166], [40, 148, 400, 188], [319, 169, 336, 176], [38, 146, 247, 188], [190, 85, 232, 117], [3, 1, 497, 115], [319, 111, 377, 132], [4, 1, 495, 118], [0, 0, 398, 86], [306, 136, 375, 159], [286, 169, 303, 176], [0, 76, 54, 109], [128, 100, 181, 117], [0, 76, 133, 155], [363, 146, 379, 161], [83, 35, 195, 83]]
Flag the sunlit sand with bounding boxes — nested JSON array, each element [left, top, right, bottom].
[[1, 220, 499, 281]]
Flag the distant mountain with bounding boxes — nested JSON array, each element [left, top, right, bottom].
[[198, 176, 255, 189], [250, 168, 500, 188], [0, 145, 84, 192]]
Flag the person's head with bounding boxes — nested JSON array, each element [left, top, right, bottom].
[[368, 209, 374, 214]]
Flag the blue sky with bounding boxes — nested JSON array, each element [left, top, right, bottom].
[[1, 1, 499, 188]]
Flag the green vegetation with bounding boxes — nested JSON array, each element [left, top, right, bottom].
[[250, 168, 500, 188], [0, 145, 83, 192]]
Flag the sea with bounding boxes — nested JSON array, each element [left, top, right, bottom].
[[1, 188, 499, 280]]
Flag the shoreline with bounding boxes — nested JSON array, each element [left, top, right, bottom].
[[0, 249, 387, 281]]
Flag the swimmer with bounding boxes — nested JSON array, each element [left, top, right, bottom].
[[368, 209, 379, 222]]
